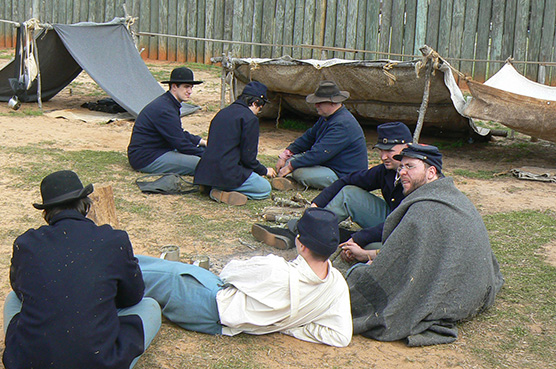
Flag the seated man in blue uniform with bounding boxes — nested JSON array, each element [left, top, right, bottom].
[[136, 208, 353, 347], [127, 67, 206, 176], [312, 121, 412, 261], [194, 81, 276, 206], [273, 80, 368, 190], [3, 170, 161, 369]]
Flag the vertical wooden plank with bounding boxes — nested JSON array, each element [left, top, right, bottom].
[[106, 0, 115, 22], [186, 0, 196, 61], [44, 0, 52, 24], [251, 0, 263, 57], [460, 0, 479, 77], [302, 0, 316, 59], [334, 0, 347, 58], [242, 0, 254, 57], [526, 0, 544, 79], [425, 0, 440, 51], [158, 0, 168, 61], [403, 0, 417, 59], [513, 0, 530, 75], [448, 0, 465, 70], [437, 0, 453, 57], [344, 0, 357, 59], [80, 0, 90, 23], [489, 0, 505, 75], [212, 0, 224, 57], [176, 3, 187, 62], [139, 1, 150, 60], [273, 0, 286, 57], [204, 0, 215, 63], [261, 0, 276, 58], [413, 0, 427, 53], [291, 0, 304, 58], [539, 1, 556, 67], [167, 0, 177, 61], [390, 0, 405, 57], [501, 0, 517, 64], [355, 0, 368, 60], [196, 0, 205, 63], [366, 0, 380, 59], [282, 0, 295, 57], [223, 0, 234, 55], [323, 0, 337, 59], [72, 0, 81, 23], [474, 0, 492, 81], [148, 0, 159, 60], [379, 0, 393, 57]]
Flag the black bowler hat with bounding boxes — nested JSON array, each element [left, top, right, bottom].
[[242, 81, 270, 103], [288, 208, 339, 257], [393, 143, 443, 173], [33, 171, 94, 209], [374, 121, 413, 150], [162, 67, 203, 85], [305, 81, 350, 104]]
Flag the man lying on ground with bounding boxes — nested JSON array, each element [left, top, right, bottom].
[[273, 80, 368, 190], [137, 208, 353, 347], [345, 144, 504, 346]]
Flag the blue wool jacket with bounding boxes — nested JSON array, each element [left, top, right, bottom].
[[194, 99, 267, 189], [312, 164, 405, 245], [287, 106, 368, 177], [3, 210, 145, 369], [127, 91, 204, 170]]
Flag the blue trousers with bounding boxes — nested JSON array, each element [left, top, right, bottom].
[[140, 150, 201, 176], [287, 154, 339, 189], [217, 171, 271, 200], [325, 185, 390, 229], [3, 291, 161, 369], [136, 255, 224, 335]]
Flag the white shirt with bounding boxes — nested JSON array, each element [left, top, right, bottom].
[[216, 254, 352, 347]]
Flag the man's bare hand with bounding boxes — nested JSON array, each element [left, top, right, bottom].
[[278, 164, 293, 177], [266, 167, 277, 178], [340, 239, 370, 263]]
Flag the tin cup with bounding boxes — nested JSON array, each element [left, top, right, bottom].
[[193, 255, 210, 270], [160, 245, 180, 262]]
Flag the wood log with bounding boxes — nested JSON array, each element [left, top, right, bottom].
[[88, 185, 120, 228]]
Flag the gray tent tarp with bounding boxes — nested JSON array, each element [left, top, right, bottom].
[[0, 19, 199, 117]]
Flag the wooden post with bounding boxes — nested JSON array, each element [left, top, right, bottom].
[[88, 185, 120, 228], [413, 52, 433, 143]]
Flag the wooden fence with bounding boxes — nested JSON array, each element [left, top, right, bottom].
[[2, 0, 556, 84]]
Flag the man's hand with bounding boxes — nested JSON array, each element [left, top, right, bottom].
[[310, 203, 318, 208], [340, 239, 370, 263], [266, 167, 277, 178], [198, 138, 207, 147], [278, 163, 293, 177], [276, 157, 287, 172]]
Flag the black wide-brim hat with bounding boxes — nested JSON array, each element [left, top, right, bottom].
[[33, 170, 94, 209], [161, 67, 203, 85], [306, 81, 350, 104]]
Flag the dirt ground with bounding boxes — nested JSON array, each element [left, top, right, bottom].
[[1, 59, 556, 368]]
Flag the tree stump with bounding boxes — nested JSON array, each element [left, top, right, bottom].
[[87, 185, 120, 228]]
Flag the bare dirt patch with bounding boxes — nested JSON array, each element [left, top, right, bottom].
[[0, 56, 555, 368]]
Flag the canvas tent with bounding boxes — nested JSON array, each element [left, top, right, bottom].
[[0, 18, 198, 117]]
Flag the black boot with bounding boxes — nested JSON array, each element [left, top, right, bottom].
[[251, 224, 296, 250]]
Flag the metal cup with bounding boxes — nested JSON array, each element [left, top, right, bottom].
[[193, 255, 210, 270], [160, 245, 180, 262], [8, 96, 21, 110]]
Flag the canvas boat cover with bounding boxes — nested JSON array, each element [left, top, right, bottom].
[[464, 62, 556, 143], [0, 18, 199, 117], [221, 56, 482, 137]]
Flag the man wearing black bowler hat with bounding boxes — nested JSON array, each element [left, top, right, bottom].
[[273, 80, 368, 190], [128, 67, 206, 176], [345, 144, 504, 346], [3, 170, 161, 369], [136, 207, 352, 347], [194, 81, 277, 206]]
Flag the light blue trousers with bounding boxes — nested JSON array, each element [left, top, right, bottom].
[[325, 185, 390, 229], [3, 291, 162, 369], [217, 171, 272, 200], [140, 150, 201, 176], [136, 255, 224, 335], [287, 154, 339, 189]]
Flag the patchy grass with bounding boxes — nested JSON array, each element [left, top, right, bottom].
[[0, 108, 43, 117], [451, 168, 500, 180], [278, 118, 311, 131], [461, 210, 556, 368]]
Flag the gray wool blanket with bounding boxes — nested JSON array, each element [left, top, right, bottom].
[[346, 177, 504, 346]]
